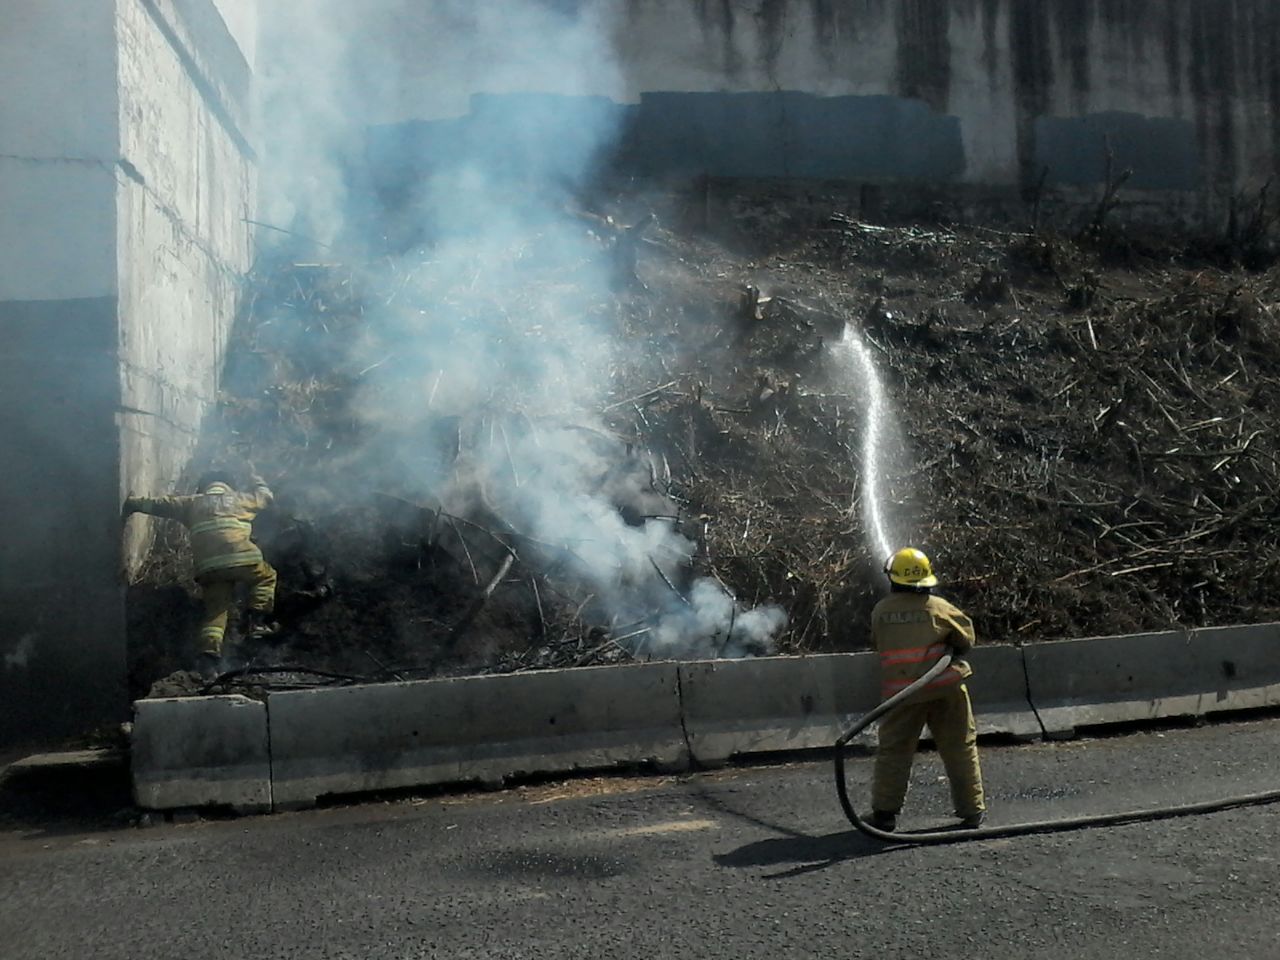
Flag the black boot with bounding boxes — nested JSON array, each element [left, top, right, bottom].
[[958, 811, 987, 830], [868, 810, 898, 832], [244, 611, 279, 640]]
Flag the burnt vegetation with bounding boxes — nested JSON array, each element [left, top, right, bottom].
[[127, 188, 1280, 696]]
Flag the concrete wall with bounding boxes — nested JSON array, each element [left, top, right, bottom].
[[369, 0, 1280, 218], [0, 0, 256, 747], [116, 0, 256, 565], [211, 0, 258, 70], [0, 0, 126, 747]]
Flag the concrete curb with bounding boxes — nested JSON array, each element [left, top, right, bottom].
[[268, 662, 687, 810], [1024, 623, 1280, 736], [131, 695, 270, 814], [677, 653, 880, 765]]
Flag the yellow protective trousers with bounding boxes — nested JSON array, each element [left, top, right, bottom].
[[871, 683, 985, 818], [196, 560, 277, 656]]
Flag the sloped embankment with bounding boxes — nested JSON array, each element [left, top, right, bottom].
[[127, 197, 1280, 693]]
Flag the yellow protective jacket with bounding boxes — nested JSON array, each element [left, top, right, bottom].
[[870, 591, 975, 702], [126, 478, 273, 579]]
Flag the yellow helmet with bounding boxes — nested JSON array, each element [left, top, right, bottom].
[[885, 547, 937, 587]]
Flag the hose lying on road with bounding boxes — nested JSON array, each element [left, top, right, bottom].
[[834, 652, 1280, 844]]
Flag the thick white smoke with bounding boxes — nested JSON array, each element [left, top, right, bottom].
[[257, 3, 368, 246], [255, 0, 787, 659]]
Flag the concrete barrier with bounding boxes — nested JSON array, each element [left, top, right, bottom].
[[678, 646, 1041, 765], [1024, 623, 1280, 736], [126, 625, 1280, 815], [965, 646, 1042, 740], [677, 653, 880, 765], [268, 662, 686, 810], [131, 695, 271, 813]]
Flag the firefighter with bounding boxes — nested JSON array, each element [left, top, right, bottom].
[[124, 468, 278, 678], [868, 547, 986, 831]]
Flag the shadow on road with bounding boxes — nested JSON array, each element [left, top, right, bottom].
[[0, 758, 135, 840], [690, 783, 904, 879], [714, 829, 898, 878]]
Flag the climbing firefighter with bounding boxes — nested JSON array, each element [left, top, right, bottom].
[[124, 468, 278, 678], [868, 547, 986, 831]]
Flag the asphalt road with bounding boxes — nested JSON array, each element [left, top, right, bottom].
[[2, 717, 1279, 960]]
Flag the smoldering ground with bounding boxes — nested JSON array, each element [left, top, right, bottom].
[[159, 0, 790, 677]]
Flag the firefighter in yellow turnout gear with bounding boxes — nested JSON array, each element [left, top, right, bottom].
[[868, 548, 986, 832], [125, 470, 277, 676]]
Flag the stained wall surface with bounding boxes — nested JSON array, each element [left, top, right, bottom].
[[370, 0, 1279, 215], [0, 0, 127, 746], [116, 0, 256, 575], [0, 0, 256, 746]]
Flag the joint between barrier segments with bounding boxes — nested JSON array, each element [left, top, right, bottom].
[[1018, 644, 1050, 740], [264, 694, 276, 812], [674, 665, 694, 765]]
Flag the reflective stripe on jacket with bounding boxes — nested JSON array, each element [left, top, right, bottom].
[[870, 592, 975, 702], [126, 478, 273, 578]]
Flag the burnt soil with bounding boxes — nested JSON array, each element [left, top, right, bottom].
[[126, 190, 1280, 698]]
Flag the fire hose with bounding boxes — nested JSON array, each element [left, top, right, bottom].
[[834, 652, 1280, 844]]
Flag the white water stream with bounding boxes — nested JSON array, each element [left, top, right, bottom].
[[833, 324, 894, 564]]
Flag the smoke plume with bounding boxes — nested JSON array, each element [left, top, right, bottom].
[[253, 0, 787, 660]]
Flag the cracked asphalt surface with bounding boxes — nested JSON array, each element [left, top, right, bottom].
[[2, 717, 1279, 959]]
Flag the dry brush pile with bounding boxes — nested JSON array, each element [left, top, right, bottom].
[[823, 218, 1280, 641], [127, 194, 1280, 693]]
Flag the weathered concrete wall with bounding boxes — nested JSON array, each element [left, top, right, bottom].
[[0, 0, 127, 747], [370, 0, 1280, 219], [211, 0, 258, 70], [0, 0, 256, 747], [116, 0, 256, 572]]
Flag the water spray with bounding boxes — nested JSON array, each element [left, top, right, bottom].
[[833, 323, 893, 564]]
